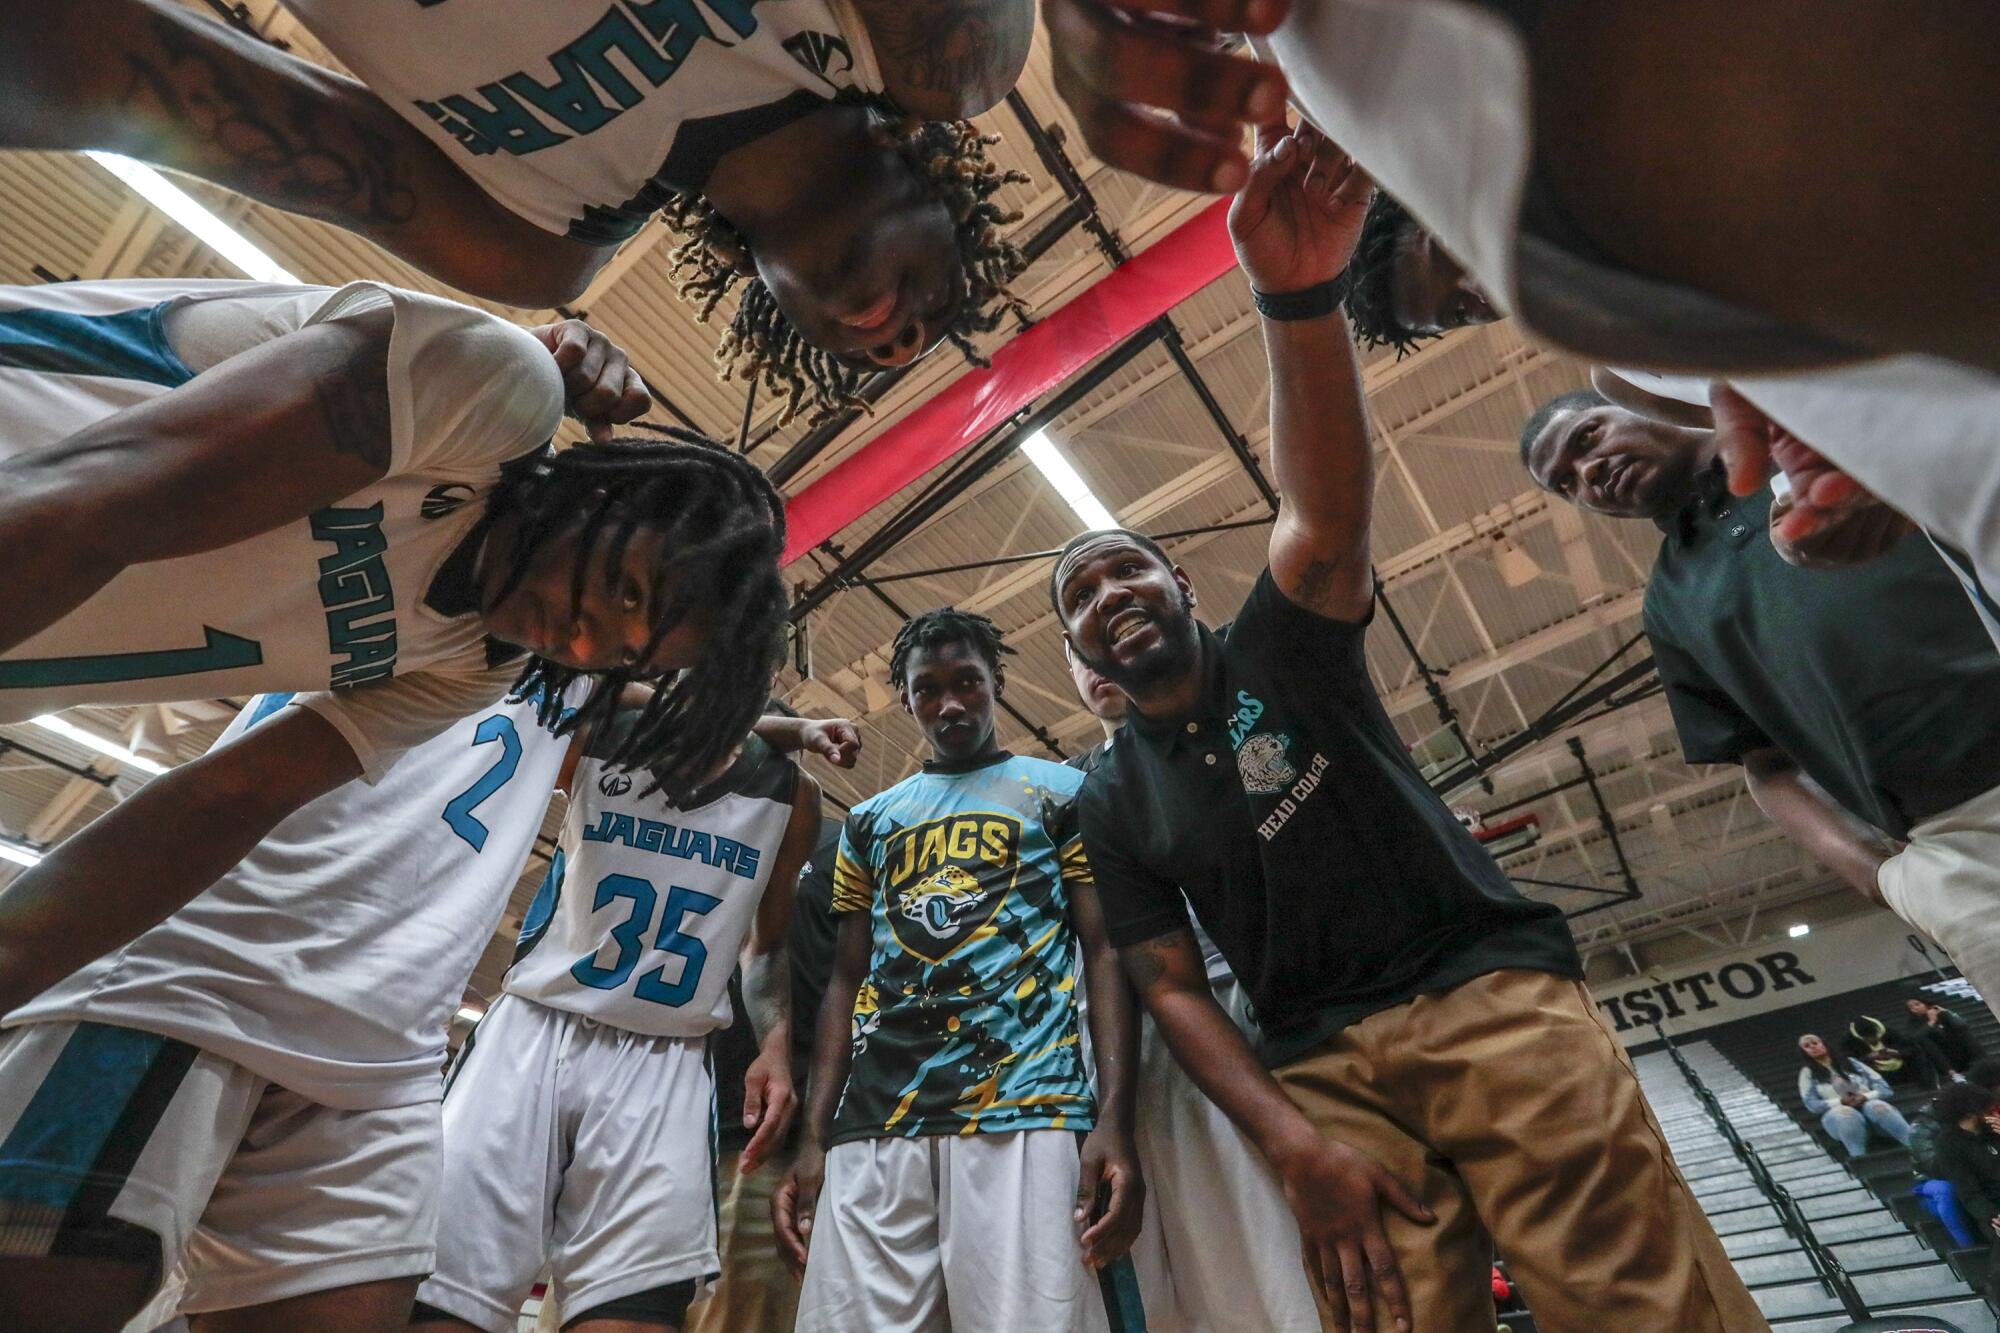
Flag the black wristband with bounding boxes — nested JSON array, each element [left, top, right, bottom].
[[1250, 273, 1348, 322]]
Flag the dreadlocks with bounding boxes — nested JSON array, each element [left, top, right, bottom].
[[663, 103, 1030, 425], [888, 606, 1016, 695], [489, 427, 789, 799], [1342, 191, 1431, 358]]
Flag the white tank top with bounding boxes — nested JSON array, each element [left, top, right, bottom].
[[6, 680, 589, 1110], [504, 736, 798, 1036], [0, 278, 563, 775], [281, 0, 883, 243]]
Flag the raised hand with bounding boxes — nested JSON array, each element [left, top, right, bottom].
[[1228, 120, 1372, 296], [1046, 0, 1291, 195], [530, 318, 651, 443]]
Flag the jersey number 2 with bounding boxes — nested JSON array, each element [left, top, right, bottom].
[[441, 715, 522, 852], [570, 874, 722, 1007]]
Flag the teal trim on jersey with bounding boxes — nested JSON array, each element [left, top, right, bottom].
[[1098, 1254, 1149, 1332], [241, 692, 296, 730], [511, 846, 567, 964], [0, 1024, 170, 1211], [0, 302, 195, 387], [0, 626, 263, 690]]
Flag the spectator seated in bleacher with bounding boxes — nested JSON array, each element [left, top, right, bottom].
[[1842, 1014, 1943, 1090], [1799, 1033, 1916, 1157], [1905, 997, 1984, 1076], [1910, 1075, 1997, 1249], [1932, 1082, 2000, 1249]]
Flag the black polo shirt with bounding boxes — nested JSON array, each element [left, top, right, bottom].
[[1644, 473, 2000, 839], [1079, 570, 1580, 1068]]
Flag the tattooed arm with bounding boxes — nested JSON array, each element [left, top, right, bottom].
[[1226, 123, 1379, 622], [849, 0, 1034, 118], [0, 0, 610, 307], [0, 303, 395, 653]]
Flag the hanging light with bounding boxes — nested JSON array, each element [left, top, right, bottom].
[[1491, 531, 1541, 588]]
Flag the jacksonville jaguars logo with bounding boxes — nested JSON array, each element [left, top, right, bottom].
[[598, 771, 632, 798], [1236, 731, 1297, 795], [882, 814, 1020, 964]]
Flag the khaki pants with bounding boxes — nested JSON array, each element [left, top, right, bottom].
[[1877, 781, 2000, 1024], [1273, 969, 1767, 1333], [686, 1148, 798, 1333]]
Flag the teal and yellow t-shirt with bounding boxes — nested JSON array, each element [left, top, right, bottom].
[[830, 751, 1094, 1144]]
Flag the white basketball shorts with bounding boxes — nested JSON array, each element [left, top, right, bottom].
[[795, 1127, 1147, 1333], [0, 1020, 438, 1317], [415, 994, 719, 1333]]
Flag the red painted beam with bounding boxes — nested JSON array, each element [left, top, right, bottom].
[[782, 198, 1240, 565]]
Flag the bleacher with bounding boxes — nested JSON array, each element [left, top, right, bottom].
[[1633, 972, 1999, 1331]]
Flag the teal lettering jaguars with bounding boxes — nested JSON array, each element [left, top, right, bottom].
[[311, 503, 398, 689], [415, 0, 761, 158], [582, 807, 764, 880]]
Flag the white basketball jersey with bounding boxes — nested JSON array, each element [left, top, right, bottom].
[[6, 681, 589, 1110], [282, 0, 883, 244], [504, 738, 797, 1037], [0, 278, 561, 773]]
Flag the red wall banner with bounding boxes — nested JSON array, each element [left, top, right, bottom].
[[782, 198, 1240, 565]]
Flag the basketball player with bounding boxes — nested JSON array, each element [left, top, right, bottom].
[[777, 608, 1145, 1333], [0, 684, 851, 1333], [0, 277, 789, 1016], [409, 716, 819, 1333], [3, 0, 1036, 413], [1052, 124, 1764, 1333], [1064, 644, 1320, 1333]]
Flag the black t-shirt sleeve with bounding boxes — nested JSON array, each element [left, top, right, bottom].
[[1644, 608, 1772, 765], [1078, 772, 1189, 948]]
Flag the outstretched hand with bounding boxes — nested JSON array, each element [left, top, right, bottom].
[[1228, 120, 1372, 296], [1046, 0, 1292, 195], [531, 318, 652, 443], [1711, 383, 1871, 546], [800, 717, 863, 770]]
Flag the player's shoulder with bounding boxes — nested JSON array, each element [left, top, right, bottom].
[[1005, 753, 1087, 798]]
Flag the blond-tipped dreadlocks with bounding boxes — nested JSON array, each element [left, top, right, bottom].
[[662, 104, 1030, 425]]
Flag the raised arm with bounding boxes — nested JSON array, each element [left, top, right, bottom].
[[1229, 122, 1378, 621], [1068, 881, 1144, 1268], [736, 770, 822, 1171], [848, 0, 1035, 119], [0, 705, 360, 1014], [0, 0, 609, 306], [1123, 926, 1432, 1332], [773, 908, 870, 1274]]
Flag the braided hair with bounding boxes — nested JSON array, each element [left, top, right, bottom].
[[1342, 191, 1432, 358], [489, 428, 789, 798], [888, 606, 1016, 696], [663, 102, 1030, 425]]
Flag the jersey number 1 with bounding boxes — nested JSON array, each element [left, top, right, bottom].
[[571, 874, 722, 1007]]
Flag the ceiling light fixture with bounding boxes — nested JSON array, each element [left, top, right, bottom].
[[455, 1005, 485, 1023], [1788, 923, 1811, 939], [1491, 531, 1541, 589], [0, 837, 43, 868], [30, 714, 169, 776], [87, 152, 300, 284], [1023, 430, 1118, 533]]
